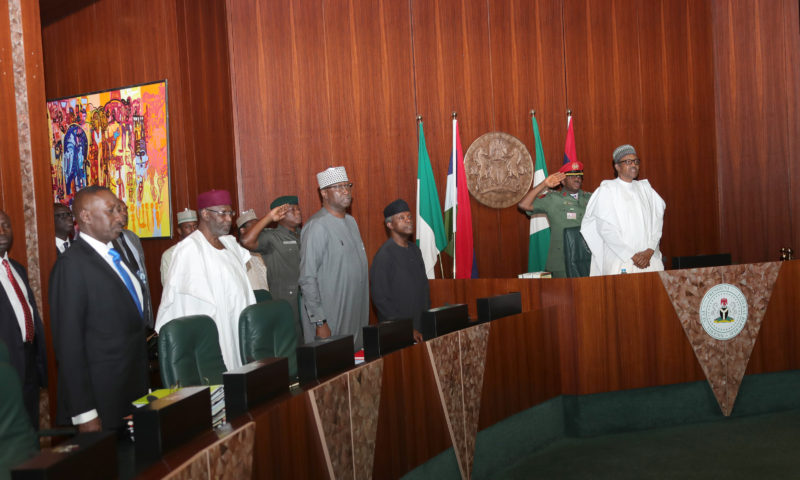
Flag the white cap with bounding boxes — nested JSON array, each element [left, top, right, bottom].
[[316, 166, 349, 189]]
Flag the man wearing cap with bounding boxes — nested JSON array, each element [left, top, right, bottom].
[[369, 199, 428, 343], [517, 161, 592, 278], [157, 189, 287, 370], [298, 167, 369, 350], [581, 144, 666, 276], [160, 208, 198, 286], [241, 196, 304, 344], [49, 186, 148, 432], [236, 209, 270, 292]]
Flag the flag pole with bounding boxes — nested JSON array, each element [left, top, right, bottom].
[[419, 112, 439, 279], [451, 110, 457, 279]]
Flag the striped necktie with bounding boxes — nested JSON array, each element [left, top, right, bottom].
[[3, 259, 33, 342]]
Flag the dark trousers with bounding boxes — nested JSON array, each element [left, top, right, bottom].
[[22, 342, 39, 429]]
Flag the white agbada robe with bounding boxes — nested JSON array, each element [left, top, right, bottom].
[[156, 230, 255, 370], [580, 178, 666, 276]]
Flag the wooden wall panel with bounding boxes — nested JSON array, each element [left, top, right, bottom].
[[41, 0, 237, 315], [228, 0, 418, 269], [478, 308, 562, 431], [0, 1, 25, 260], [746, 261, 800, 374], [563, 0, 643, 183], [372, 343, 452, 479], [250, 394, 329, 479], [636, 0, 719, 260], [488, 0, 567, 275], [411, 0, 497, 277], [712, 0, 799, 264], [563, 0, 719, 265], [224, 0, 800, 277]]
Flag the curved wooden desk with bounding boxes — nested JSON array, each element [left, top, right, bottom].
[[141, 261, 800, 479]]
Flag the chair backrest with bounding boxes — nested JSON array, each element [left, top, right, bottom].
[[0, 341, 38, 480], [563, 226, 592, 278], [253, 289, 272, 303], [238, 300, 297, 379], [158, 315, 227, 387]]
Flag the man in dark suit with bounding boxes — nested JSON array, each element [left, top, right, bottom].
[[114, 198, 154, 328], [54, 202, 74, 255], [0, 209, 47, 428], [49, 186, 149, 432]]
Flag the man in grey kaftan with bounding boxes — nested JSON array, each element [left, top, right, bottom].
[[298, 166, 369, 350]]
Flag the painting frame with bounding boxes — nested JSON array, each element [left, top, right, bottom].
[[46, 79, 172, 239]]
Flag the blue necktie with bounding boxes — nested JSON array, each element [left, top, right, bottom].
[[109, 248, 143, 316]]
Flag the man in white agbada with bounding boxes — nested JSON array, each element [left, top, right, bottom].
[[580, 144, 666, 276], [156, 189, 287, 370]]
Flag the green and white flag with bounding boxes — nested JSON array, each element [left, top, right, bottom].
[[528, 114, 551, 272], [416, 121, 447, 278]]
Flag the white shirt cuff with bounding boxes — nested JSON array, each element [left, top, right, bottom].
[[72, 409, 98, 425]]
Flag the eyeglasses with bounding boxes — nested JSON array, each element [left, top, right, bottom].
[[324, 183, 354, 192], [206, 208, 236, 217], [618, 159, 640, 166]]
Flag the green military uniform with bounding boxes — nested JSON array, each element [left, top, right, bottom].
[[255, 225, 303, 343], [527, 189, 591, 277]]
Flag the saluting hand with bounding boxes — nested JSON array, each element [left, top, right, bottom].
[[268, 204, 290, 223], [544, 172, 566, 188]]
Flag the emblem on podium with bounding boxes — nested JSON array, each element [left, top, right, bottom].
[[699, 284, 748, 340]]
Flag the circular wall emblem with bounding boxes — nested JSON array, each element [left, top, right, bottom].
[[699, 283, 748, 340], [464, 132, 533, 208]]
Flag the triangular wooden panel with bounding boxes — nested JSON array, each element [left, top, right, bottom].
[[207, 421, 256, 479], [459, 323, 490, 480], [426, 323, 491, 480], [719, 263, 781, 413], [659, 262, 781, 415], [309, 374, 353, 479], [348, 359, 383, 480], [427, 332, 468, 479]]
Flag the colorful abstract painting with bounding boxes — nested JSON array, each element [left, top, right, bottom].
[[46, 80, 171, 238]]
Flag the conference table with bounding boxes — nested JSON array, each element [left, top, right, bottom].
[[135, 260, 799, 479]]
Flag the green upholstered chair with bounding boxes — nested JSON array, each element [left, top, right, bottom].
[[158, 315, 227, 387], [563, 226, 592, 278], [238, 300, 298, 380], [0, 341, 38, 480], [253, 289, 272, 303]]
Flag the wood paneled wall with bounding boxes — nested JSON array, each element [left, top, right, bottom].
[[712, 0, 800, 265], [228, 0, 721, 277], [34, 0, 800, 287], [40, 0, 238, 313]]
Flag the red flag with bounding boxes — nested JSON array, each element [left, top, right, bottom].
[[563, 114, 577, 165], [454, 120, 477, 278]]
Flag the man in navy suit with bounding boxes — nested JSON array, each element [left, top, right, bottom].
[[49, 186, 148, 432], [0, 209, 47, 428]]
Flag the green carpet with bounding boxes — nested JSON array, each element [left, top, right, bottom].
[[496, 409, 800, 479]]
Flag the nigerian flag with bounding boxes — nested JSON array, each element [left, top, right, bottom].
[[528, 114, 551, 272], [416, 121, 447, 279]]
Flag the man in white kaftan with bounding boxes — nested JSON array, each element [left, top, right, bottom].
[[581, 145, 666, 276], [157, 190, 271, 370]]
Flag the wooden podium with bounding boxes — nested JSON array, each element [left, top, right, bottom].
[[137, 262, 800, 479]]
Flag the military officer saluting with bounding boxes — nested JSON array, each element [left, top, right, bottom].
[[518, 161, 591, 278]]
